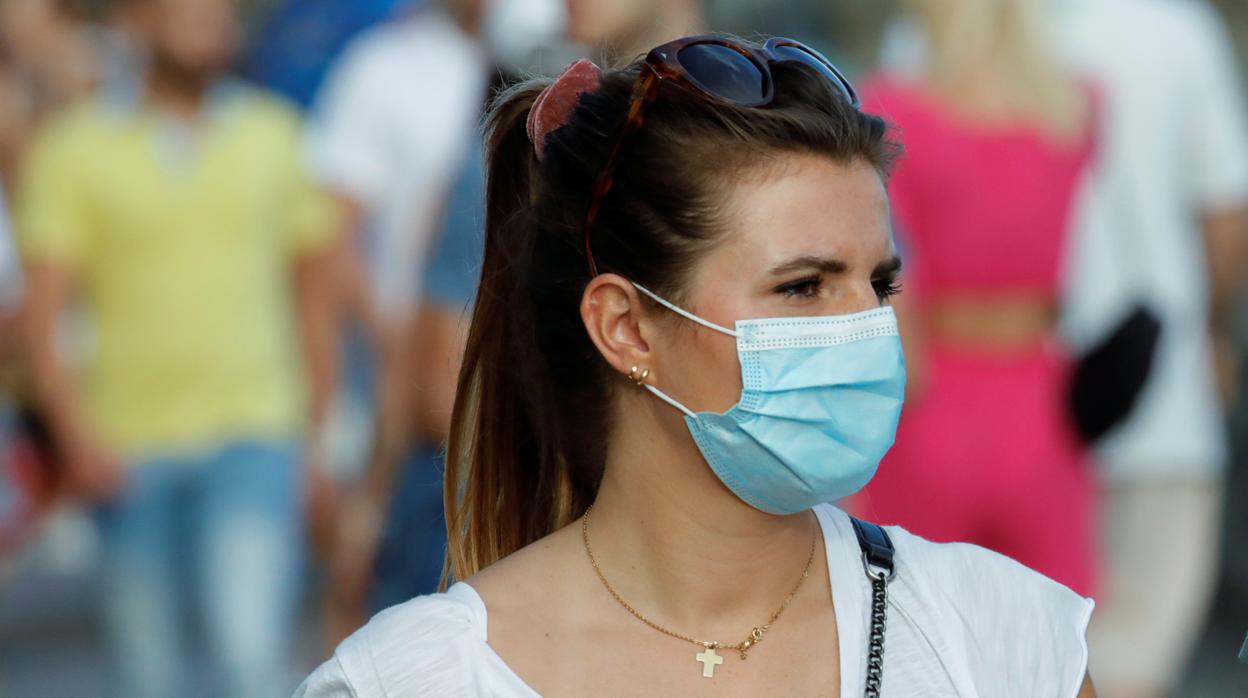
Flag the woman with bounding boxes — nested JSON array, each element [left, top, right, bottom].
[[859, 0, 1098, 596], [298, 36, 1095, 697]]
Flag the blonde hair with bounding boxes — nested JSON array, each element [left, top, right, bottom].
[[906, 0, 1086, 137]]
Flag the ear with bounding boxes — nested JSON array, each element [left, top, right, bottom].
[[580, 273, 655, 379]]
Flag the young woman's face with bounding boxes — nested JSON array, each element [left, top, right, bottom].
[[651, 155, 899, 414]]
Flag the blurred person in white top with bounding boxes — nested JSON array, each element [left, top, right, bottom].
[[880, 1, 1248, 695], [304, 0, 566, 641], [1052, 2, 1248, 696]]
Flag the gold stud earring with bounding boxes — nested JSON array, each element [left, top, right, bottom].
[[627, 365, 650, 386]]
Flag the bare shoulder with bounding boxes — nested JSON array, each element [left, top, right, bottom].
[[465, 520, 589, 625], [299, 531, 587, 697]]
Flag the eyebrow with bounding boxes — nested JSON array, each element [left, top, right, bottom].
[[767, 254, 903, 277], [768, 255, 848, 276]]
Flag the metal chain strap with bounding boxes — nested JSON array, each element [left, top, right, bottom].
[[863, 571, 889, 698]]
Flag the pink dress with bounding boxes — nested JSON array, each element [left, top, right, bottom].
[[856, 77, 1096, 595]]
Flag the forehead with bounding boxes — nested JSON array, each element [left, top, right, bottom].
[[712, 155, 893, 269]]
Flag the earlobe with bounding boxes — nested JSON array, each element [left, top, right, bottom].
[[580, 274, 653, 377]]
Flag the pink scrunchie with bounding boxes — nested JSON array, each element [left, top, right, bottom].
[[526, 59, 603, 161]]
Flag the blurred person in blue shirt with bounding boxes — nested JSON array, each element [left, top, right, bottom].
[[239, 0, 418, 109]]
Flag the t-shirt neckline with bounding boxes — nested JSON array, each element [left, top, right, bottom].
[[453, 503, 865, 697]]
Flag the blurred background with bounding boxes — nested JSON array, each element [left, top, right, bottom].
[[0, 0, 1244, 696]]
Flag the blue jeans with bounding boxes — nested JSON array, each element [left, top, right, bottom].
[[94, 440, 302, 698], [368, 442, 446, 612]]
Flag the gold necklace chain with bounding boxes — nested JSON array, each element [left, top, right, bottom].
[[581, 506, 817, 669]]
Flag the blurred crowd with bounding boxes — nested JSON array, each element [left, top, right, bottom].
[[0, 0, 1245, 697]]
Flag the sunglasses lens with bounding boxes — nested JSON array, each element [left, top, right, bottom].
[[773, 44, 858, 105], [676, 43, 767, 104]]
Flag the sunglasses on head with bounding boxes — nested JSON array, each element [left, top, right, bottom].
[[583, 35, 860, 276]]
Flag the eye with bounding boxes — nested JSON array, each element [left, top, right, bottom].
[[776, 275, 823, 299], [873, 277, 902, 302]]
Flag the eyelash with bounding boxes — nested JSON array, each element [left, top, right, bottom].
[[874, 278, 903, 300], [777, 276, 823, 299]]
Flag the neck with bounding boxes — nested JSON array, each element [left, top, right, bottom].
[[587, 391, 819, 639], [145, 57, 213, 120]]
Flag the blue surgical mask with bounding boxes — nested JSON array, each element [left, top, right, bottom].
[[635, 284, 906, 515]]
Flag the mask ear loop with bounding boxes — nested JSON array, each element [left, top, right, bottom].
[[630, 283, 740, 420], [632, 284, 740, 337], [643, 383, 699, 419]]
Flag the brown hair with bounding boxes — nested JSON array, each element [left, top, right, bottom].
[[443, 47, 896, 584]]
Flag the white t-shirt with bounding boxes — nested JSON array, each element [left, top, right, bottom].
[[880, 0, 1248, 480], [295, 505, 1093, 697], [306, 10, 488, 318]]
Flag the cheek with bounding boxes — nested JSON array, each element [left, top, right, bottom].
[[660, 327, 743, 414]]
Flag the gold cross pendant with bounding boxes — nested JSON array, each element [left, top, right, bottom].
[[695, 645, 724, 678]]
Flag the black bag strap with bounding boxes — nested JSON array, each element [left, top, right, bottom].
[[850, 516, 895, 577], [850, 516, 894, 698]]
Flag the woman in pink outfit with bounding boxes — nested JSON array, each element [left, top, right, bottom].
[[856, 0, 1098, 595]]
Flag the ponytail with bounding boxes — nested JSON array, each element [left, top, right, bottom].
[[443, 80, 603, 585]]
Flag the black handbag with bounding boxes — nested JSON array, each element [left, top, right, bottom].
[[1065, 167, 1161, 444], [1067, 304, 1160, 443]]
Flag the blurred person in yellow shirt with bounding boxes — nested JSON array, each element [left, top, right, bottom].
[[16, 0, 337, 695]]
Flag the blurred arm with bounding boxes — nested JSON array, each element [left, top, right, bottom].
[[411, 303, 469, 443], [1202, 204, 1248, 404], [1183, 4, 1248, 405], [1202, 204, 1248, 332], [0, 308, 20, 363], [16, 115, 123, 499], [305, 37, 395, 355], [327, 191, 385, 345], [0, 185, 23, 362], [22, 261, 82, 444], [411, 150, 485, 441], [23, 260, 123, 498], [293, 244, 339, 433], [1077, 673, 1097, 697]]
